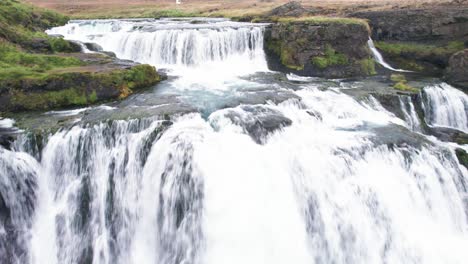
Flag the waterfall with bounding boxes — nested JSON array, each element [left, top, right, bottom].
[[0, 19, 466, 264], [368, 39, 411, 72], [422, 83, 468, 133], [1, 87, 468, 263], [399, 96, 421, 132], [47, 19, 269, 74]]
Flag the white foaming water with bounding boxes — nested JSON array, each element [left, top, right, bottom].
[[1, 19, 466, 264], [399, 96, 422, 132], [423, 83, 468, 133], [368, 39, 411, 72], [1, 87, 467, 264], [47, 19, 269, 82], [0, 118, 15, 128]]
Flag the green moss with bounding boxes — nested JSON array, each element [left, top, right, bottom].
[[151, 9, 198, 18], [359, 58, 377, 75], [277, 16, 369, 28], [311, 45, 349, 69], [89, 90, 98, 103], [375, 41, 465, 58], [11, 88, 89, 111], [266, 39, 304, 70], [389, 73, 419, 92], [390, 74, 407, 83], [455, 148, 468, 169], [393, 82, 418, 92]]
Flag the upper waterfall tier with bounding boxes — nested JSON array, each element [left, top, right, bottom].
[[47, 18, 269, 72]]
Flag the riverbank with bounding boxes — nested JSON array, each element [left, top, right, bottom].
[[0, 0, 161, 114]]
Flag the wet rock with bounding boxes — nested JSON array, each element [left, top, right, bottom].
[[214, 105, 292, 144], [85, 42, 104, 52], [455, 148, 468, 169], [428, 127, 468, 144], [370, 124, 429, 149], [445, 49, 468, 90]]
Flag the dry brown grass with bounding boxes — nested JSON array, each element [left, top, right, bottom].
[[26, 0, 462, 19]]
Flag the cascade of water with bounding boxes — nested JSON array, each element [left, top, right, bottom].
[[0, 19, 466, 264], [422, 83, 468, 133], [1, 87, 467, 264], [47, 19, 269, 74], [399, 96, 422, 132], [368, 39, 411, 72]]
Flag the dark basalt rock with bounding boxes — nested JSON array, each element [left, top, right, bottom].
[[455, 148, 468, 169], [85, 42, 104, 52], [215, 105, 292, 144], [445, 49, 468, 90], [264, 19, 375, 78], [428, 126, 468, 145], [352, 8, 468, 42], [267, 1, 309, 17]]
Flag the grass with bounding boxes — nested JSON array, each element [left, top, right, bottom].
[[311, 45, 349, 69], [375, 41, 465, 57], [0, 0, 73, 52], [0, 41, 83, 84], [390, 74, 419, 93], [360, 58, 376, 75], [278, 16, 370, 27]]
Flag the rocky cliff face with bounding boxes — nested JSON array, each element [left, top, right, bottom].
[[353, 8, 468, 42], [445, 49, 468, 90], [352, 8, 468, 75], [264, 17, 375, 78]]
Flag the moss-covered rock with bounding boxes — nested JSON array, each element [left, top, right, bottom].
[[445, 49, 468, 90], [375, 41, 466, 74], [455, 148, 468, 169], [264, 16, 375, 78], [0, 63, 161, 112]]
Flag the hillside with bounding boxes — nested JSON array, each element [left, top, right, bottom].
[[26, 0, 466, 19], [0, 0, 160, 112]]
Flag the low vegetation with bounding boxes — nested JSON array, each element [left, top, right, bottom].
[[390, 74, 419, 93], [311, 45, 349, 69], [277, 16, 370, 29], [375, 41, 465, 58], [0, 0, 161, 112], [0, 41, 83, 85]]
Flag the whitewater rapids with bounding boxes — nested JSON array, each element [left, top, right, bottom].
[[0, 18, 466, 264]]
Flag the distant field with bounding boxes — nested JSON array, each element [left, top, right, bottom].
[[26, 0, 462, 19]]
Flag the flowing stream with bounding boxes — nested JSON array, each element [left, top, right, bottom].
[[1, 18, 468, 264]]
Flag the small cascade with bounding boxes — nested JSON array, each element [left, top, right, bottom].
[[47, 19, 269, 73], [422, 83, 468, 133], [368, 39, 411, 72], [399, 96, 422, 132]]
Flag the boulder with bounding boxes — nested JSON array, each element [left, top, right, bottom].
[[264, 17, 375, 78], [267, 1, 309, 17], [445, 49, 468, 90]]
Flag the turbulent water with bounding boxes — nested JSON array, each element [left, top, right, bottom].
[[423, 83, 468, 133], [1, 18, 468, 264]]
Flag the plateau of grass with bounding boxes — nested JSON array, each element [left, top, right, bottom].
[[0, 41, 83, 84]]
